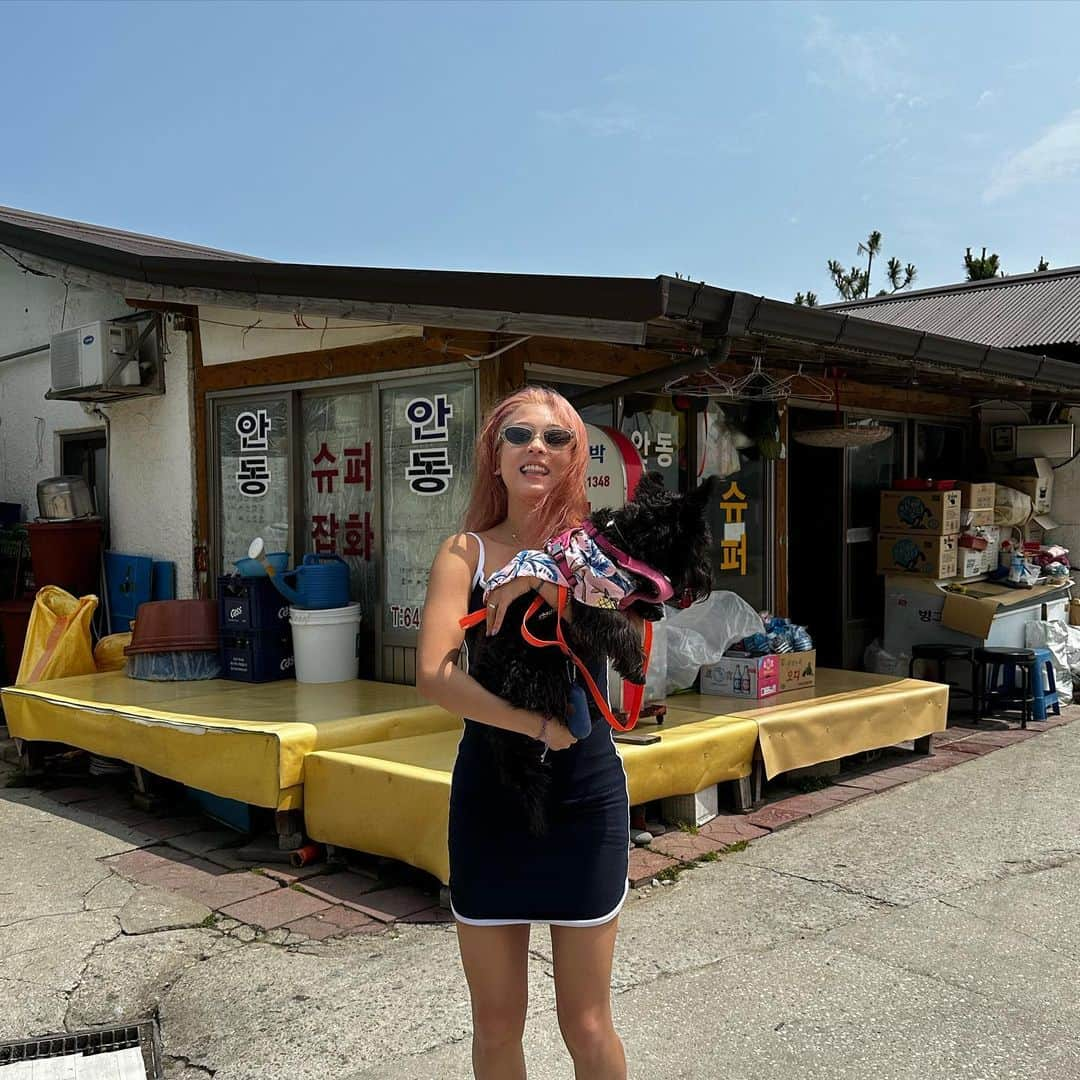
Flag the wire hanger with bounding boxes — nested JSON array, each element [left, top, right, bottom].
[[784, 364, 835, 402]]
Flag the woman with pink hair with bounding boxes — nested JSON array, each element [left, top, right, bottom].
[[418, 386, 630, 1080]]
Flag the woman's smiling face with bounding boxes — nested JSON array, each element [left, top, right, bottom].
[[496, 401, 575, 504]]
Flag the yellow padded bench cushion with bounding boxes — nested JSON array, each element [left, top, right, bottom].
[[677, 668, 948, 778], [1, 672, 460, 811], [303, 709, 759, 885]]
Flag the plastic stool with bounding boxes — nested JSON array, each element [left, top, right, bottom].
[[1031, 647, 1061, 722], [908, 644, 975, 714], [974, 647, 1037, 729]]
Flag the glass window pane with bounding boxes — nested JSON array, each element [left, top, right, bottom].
[[300, 391, 379, 660], [381, 378, 476, 634], [699, 401, 769, 611], [621, 393, 686, 490], [917, 424, 967, 478], [217, 398, 290, 574]]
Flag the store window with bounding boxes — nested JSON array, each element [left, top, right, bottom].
[[211, 369, 477, 679], [301, 390, 379, 648], [216, 396, 292, 572], [380, 376, 476, 636], [621, 393, 687, 490], [697, 400, 770, 612]]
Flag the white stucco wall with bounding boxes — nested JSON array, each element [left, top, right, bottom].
[[197, 306, 421, 365], [0, 255, 196, 597]]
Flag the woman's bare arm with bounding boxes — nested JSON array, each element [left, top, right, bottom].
[[415, 533, 576, 748]]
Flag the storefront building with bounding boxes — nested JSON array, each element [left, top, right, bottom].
[[5, 208, 1080, 684]]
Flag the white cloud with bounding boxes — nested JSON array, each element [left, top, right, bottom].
[[804, 14, 906, 97], [977, 89, 996, 108], [985, 108, 1080, 202], [890, 92, 927, 111], [537, 104, 649, 138], [861, 136, 910, 165]]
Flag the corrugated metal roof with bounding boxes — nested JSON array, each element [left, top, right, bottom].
[[832, 266, 1080, 350], [0, 204, 264, 262]]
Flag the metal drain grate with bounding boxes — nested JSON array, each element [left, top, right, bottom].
[[0, 1019, 163, 1078]]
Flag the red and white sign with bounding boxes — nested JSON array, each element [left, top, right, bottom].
[[585, 424, 643, 511]]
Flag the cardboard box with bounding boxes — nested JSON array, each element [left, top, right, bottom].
[[959, 482, 996, 509], [877, 533, 958, 578], [958, 550, 989, 579], [700, 654, 778, 699], [962, 508, 995, 528], [880, 491, 961, 534], [779, 650, 816, 691], [999, 457, 1053, 515], [1071, 599, 1080, 628]]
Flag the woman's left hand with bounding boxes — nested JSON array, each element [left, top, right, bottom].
[[485, 576, 542, 635]]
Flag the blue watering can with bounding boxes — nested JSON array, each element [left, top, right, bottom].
[[247, 538, 351, 610]]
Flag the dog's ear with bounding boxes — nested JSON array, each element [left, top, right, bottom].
[[631, 471, 666, 501]]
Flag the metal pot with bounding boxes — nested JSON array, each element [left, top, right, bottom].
[[36, 476, 96, 521]]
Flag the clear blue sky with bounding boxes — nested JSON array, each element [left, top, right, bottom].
[[3, 0, 1079, 302]]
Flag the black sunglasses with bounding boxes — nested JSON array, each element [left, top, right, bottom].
[[500, 424, 575, 449]]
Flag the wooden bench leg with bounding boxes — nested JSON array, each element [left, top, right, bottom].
[[131, 765, 174, 812], [732, 775, 753, 814], [913, 735, 932, 755], [14, 738, 45, 777], [275, 809, 305, 852]]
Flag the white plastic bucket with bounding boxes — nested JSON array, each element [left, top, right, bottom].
[[289, 602, 362, 683]]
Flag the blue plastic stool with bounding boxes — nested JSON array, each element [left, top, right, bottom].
[[1031, 647, 1061, 722]]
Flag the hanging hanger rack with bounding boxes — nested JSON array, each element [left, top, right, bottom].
[[724, 355, 792, 401], [783, 364, 835, 402], [666, 354, 795, 401]]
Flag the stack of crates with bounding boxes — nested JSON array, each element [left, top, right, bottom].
[[217, 575, 295, 682]]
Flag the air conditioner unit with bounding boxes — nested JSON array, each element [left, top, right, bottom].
[[50, 321, 137, 391], [46, 316, 164, 402], [1016, 424, 1074, 460]]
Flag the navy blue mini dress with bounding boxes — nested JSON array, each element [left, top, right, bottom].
[[449, 534, 630, 926]]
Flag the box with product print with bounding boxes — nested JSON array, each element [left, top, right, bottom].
[[779, 650, 816, 691], [880, 491, 962, 535], [699, 653, 779, 699], [959, 482, 996, 509], [877, 533, 958, 578]]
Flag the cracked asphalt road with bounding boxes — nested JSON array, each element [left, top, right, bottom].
[[2, 718, 1080, 1079]]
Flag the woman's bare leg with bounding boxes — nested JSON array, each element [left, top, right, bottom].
[[550, 918, 626, 1079], [456, 921, 531, 1079]]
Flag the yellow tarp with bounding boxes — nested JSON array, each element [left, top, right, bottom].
[[303, 711, 759, 885], [681, 668, 948, 779], [1, 672, 461, 810]]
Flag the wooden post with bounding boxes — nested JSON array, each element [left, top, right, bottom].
[[774, 405, 790, 616], [477, 341, 527, 419]]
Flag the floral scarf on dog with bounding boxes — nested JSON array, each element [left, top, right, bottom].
[[483, 528, 638, 610]]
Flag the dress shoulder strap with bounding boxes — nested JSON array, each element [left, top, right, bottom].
[[464, 532, 487, 590]]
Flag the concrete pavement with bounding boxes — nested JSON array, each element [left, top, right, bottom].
[[2, 718, 1079, 1079]]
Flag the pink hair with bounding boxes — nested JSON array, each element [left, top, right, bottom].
[[463, 386, 590, 542]]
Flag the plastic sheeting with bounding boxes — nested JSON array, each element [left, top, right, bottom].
[[1024, 620, 1073, 705], [664, 591, 763, 694]]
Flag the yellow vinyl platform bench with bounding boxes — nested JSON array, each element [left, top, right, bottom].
[[677, 668, 949, 792], [1, 672, 460, 846], [303, 706, 759, 885]]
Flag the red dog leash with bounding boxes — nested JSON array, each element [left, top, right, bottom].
[[460, 585, 652, 732]]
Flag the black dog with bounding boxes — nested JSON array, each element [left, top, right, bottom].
[[466, 474, 714, 835]]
